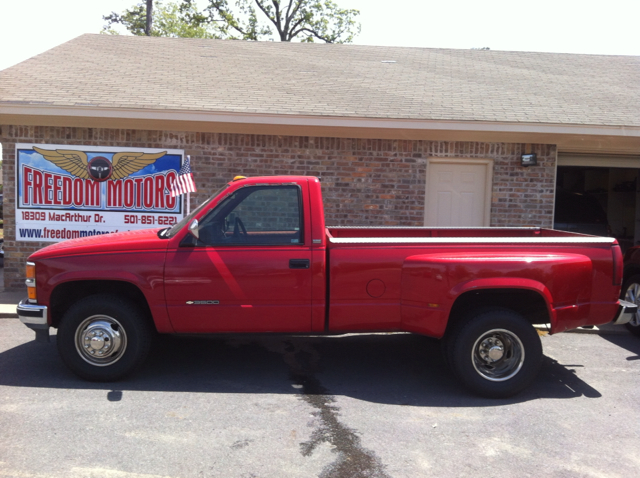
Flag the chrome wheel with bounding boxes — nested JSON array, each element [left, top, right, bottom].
[[623, 282, 640, 328], [472, 328, 524, 381], [74, 315, 127, 366]]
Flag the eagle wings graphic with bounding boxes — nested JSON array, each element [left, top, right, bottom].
[[33, 146, 167, 180]]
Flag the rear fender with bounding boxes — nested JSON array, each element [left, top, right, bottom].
[[400, 252, 593, 337]]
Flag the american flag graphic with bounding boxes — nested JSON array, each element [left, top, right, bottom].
[[170, 155, 197, 197]]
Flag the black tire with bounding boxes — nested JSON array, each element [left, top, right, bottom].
[[449, 309, 542, 398], [621, 275, 640, 337], [441, 305, 495, 372], [56, 294, 154, 381]]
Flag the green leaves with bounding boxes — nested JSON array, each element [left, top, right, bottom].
[[102, 1, 222, 38], [102, 3, 148, 36], [155, 2, 221, 38], [102, 0, 360, 43]]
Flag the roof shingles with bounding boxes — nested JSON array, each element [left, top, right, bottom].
[[1, 34, 638, 127]]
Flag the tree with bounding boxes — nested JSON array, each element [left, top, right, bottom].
[[103, 0, 360, 43], [102, 1, 220, 38]]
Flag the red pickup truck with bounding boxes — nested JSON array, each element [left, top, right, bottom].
[[17, 175, 636, 397]]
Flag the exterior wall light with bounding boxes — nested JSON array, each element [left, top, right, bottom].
[[521, 153, 537, 167]]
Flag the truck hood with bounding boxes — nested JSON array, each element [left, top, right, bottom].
[[29, 228, 169, 260]]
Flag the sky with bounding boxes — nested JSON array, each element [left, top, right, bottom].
[[0, 0, 639, 72]]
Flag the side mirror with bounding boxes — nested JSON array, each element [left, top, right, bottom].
[[188, 219, 199, 239]]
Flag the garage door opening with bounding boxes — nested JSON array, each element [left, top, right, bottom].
[[555, 166, 639, 251]]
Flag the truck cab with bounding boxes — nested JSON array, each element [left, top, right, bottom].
[[162, 176, 326, 333]]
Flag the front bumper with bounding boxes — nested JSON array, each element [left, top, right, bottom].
[[612, 299, 638, 325], [17, 299, 50, 342]]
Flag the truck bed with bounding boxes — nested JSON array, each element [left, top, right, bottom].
[[324, 226, 619, 336]]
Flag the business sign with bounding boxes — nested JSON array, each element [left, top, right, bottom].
[[16, 144, 185, 242]]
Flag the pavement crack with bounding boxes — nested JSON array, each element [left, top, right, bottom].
[[231, 438, 253, 450]]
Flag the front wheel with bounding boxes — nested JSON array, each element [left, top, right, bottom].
[[57, 294, 153, 381], [449, 309, 542, 398], [621, 275, 640, 336]]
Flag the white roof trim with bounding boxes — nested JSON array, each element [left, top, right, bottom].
[[329, 237, 617, 244], [2, 104, 639, 138]]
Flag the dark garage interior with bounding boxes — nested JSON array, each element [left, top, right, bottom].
[[555, 166, 640, 251]]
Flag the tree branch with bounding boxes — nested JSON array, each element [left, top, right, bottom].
[[255, 1, 278, 29], [283, 1, 304, 38], [294, 26, 334, 43], [270, 0, 284, 40], [287, 16, 307, 40], [209, 3, 248, 36]]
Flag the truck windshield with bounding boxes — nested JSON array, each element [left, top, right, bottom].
[[161, 184, 230, 239]]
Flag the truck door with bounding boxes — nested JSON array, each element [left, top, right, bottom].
[[164, 184, 313, 333]]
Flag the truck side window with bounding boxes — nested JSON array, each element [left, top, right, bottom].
[[197, 186, 303, 246]]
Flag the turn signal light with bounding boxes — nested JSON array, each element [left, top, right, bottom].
[[25, 262, 37, 302]]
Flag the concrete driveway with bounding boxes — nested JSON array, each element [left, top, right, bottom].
[[0, 319, 638, 478]]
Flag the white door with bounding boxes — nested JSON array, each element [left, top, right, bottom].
[[425, 159, 493, 226]]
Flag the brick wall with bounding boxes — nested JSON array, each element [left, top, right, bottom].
[[0, 125, 557, 290], [490, 143, 557, 226]]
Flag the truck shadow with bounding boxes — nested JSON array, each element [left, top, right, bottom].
[[0, 333, 601, 405], [598, 332, 640, 362]]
